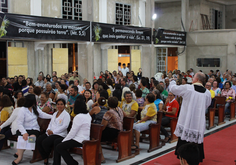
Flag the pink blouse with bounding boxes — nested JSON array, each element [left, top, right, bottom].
[[221, 88, 235, 102]]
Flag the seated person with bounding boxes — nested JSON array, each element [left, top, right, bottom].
[[135, 89, 145, 108], [133, 93, 157, 149], [83, 90, 94, 111], [0, 95, 14, 125], [100, 97, 125, 162], [53, 95, 91, 165], [152, 89, 164, 112], [0, 98, 25, 150], [160, 92, 179, 142], [177, 143, 200, 165], [37, 98, 70, 165], [43, 82, 55, 100], [38, 92, 54, 114], [92, 89, 109, 108], [205, 82, 215, 114], [221, 81, 235, 114], [119, 91, 139, 118], [69, 86, 80, 117], [89, 97, 108, 124]]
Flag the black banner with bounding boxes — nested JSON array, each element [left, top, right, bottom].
[[92, 22, 151, 44], [153, 29, 186, 46], [0, 13, 90, 41]]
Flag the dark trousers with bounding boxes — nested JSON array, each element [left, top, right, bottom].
[[160, 116, 171, 138], [53, 139, 82, 165], [37, 133, 63, 160], [0, 126, 12, 150]]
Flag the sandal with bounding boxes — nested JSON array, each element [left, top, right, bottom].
[[164, 137, 171, 143], [131, 145, 139, 150], [13, 154, 18, 158]]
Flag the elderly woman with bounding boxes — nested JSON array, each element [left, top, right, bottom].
[[43, 82, 55, 100], [100, 97, 125, 162], [53, 95, 91, 165], [37, 98, 70, 165], [132, 93, 157, 149], [13, 94, 52, 165], [221, 81, 235, 114], [38, 92, 53, 114]]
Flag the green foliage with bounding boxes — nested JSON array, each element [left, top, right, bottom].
[[0, 16, 10, 38]]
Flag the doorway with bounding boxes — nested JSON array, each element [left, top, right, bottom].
[[118, 46, 130, 71], [62, 43, 78, 73], [0, 41, 6, 78]]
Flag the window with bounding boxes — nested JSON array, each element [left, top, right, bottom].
[[0, 0, 8, 12], [115, 3, 131, 25], [156, 48, 167, 72], [62, 0, 82, 20], [197, 58, 220, 67], [210, 8, 222, 29]]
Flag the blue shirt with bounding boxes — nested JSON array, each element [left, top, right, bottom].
[[68, 94, 79, 105], [154, 99, 163, 112], [232, 85, 236, 94]]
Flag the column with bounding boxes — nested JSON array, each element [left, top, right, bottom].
[[141, 0, 154, 78], [82, 0, 93, 21], [139, 0, 146, 27], [179, 0, 189, 72], [101, 48, 108, 72], [94, 44, 102, 77]]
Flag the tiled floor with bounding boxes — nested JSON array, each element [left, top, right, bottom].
[[1, 117, 235, 165]]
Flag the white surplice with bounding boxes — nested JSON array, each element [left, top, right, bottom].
[[169, 81, 211, 144]]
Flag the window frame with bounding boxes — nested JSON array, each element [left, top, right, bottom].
[[196, 58, 221, 67], [62, 0, 82, 20], [115, 2, 132, 25], [0, 0, 9, 13]]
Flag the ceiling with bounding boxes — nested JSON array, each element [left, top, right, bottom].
[[155, 0, 236, 5]]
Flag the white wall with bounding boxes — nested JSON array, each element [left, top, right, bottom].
[[225, 5, 236, 29], [187, 30, 236, 73]]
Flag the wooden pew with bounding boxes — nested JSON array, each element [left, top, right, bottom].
[[30, 118, 51, 163], [169, 117, 178, 143], [101, 117, 135, 163], [116, 117, 135, 162], [207, 108, 216, 130], [82, 140, 100, 165], [230, 97, 236, 121], [70, 123, 103, 165], [140, 112, 163, 152], [214, 96, 226, 126], [2, 118, 51, 163]]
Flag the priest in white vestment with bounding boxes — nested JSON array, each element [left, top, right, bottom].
[[169, 72, 211, 163]]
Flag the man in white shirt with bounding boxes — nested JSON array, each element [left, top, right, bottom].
[[169, 72, 211, 163], [34, 75, 44, 87], [190, 68, 194, 77], [74, 79, 83, 93], [118, 62, 122, 72], [121, 63, 129, 76]]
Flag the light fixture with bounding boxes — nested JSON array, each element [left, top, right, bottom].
[[152, 14, 157, 20]]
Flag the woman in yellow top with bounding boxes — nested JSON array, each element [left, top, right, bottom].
[[132, 93, 157, 149], [0, 95, 14, 125]]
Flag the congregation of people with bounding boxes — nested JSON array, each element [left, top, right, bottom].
[[0, 63, 235, 165]]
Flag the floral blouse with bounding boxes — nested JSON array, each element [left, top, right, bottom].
[[37, 99, 53, 114]]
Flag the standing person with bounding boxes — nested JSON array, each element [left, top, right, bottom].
[[137, 68, 142, 80], [169, 72, 211, 163], [118, 62, 122, 72], [121, 63, 129, 77]]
